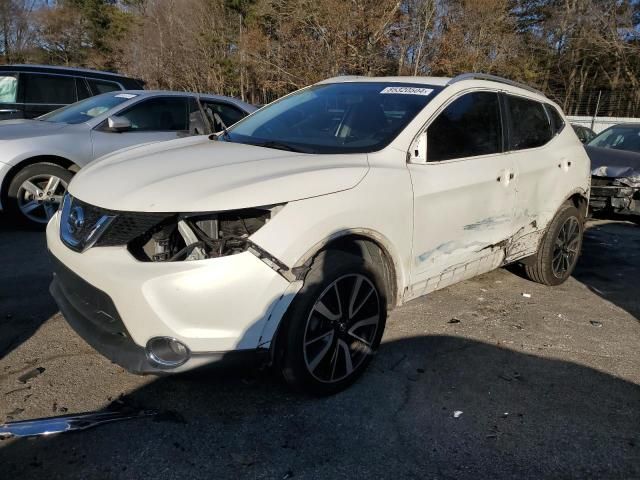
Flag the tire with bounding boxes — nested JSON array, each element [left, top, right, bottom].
[[278, 250, 387, 395], [524, 203, 584, 286], [6, 163, 73, 229]]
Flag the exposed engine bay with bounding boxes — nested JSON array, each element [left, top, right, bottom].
[[128, 206, 284, 263]]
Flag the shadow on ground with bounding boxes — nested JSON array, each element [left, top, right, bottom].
[[0, 215, 56, 359], [573, 220, 640, 321], [1, 335, 638, 479]]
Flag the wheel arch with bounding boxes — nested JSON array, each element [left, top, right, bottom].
[[292, 229, 404, 309], [1, 155, 79, 204]]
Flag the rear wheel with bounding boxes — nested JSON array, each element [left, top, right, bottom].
[[279, 250, 387, 395], [524, 204, 583, 286], [6, 163, 73, 229]]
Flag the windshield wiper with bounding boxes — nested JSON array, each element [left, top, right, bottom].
[[257, 141, 307, 153]]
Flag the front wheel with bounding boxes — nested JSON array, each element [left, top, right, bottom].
[[524, 204, 584, 286], [278, 250, 387, 395], [6, 163, 73, 229]]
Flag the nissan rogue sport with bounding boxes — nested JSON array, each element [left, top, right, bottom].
[[47, 74, 591, 395]]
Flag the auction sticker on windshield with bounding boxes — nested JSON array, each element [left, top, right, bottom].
[[380, 87, 433, 96]]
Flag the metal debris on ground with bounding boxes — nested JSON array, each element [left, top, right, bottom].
[[0, 408, 157, 439], [453, 410, 463, 418], [590, 320, 603, 328], [522, 293, 532, 298]]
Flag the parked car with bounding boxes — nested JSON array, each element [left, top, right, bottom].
[[571, 124, 596, 144], [586, 123, 640, 217], [0, 90, 256, 227], [0, 64, 145, 121], [47, 74, 590, 395]]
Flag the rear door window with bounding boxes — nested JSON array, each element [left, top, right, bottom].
[[23, 73, 76, 104], [119, 97, 189, 131], [201, 101, 246, 129], [0, 74, 18, 103], [427, 91, 503, 162], [507, 96, 553, 150], [76, 78, 93, 100]]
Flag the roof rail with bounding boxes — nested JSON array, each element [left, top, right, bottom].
[[448, 73, 545, 97]]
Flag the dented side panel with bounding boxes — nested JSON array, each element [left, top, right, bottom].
[[407, 152, 518, 288]]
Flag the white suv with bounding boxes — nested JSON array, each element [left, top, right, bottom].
[[46, 74, 590, 395]]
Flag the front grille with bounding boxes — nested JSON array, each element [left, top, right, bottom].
[[591, 176, 614, 186], [98, 210, 170, 246], [66, 196, 169, 247]]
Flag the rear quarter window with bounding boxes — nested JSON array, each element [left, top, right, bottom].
[[545, 104, 565, 135], [507, 95, 552, 150]]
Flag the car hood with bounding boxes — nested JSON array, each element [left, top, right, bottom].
[[69, 136, 369, 212], [0, 119, 69, 140], [586, 145, 640, 187]]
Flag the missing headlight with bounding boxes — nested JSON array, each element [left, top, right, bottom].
[[128, 206, 282, 262]]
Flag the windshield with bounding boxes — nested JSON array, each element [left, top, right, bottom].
[[224, 82, 442, 154], [587, 125, 640, 153], [38, 92, 138, 124]]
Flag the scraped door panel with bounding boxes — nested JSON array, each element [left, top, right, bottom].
[[406, 90, 516, 300], [408, 155, 516, 298]]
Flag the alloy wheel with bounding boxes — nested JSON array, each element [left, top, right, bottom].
[[17, 174, 68, 224], [552, 216, 580, 278], [303, 274, 380, 383]]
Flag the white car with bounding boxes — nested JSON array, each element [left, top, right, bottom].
[[0, 90, 255, 227], [47, 74, 590, 395]]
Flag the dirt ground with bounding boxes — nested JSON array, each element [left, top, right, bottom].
[[0, 217, 639, 479]]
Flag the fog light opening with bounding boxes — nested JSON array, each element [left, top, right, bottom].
[[146, 337, 191, 368]]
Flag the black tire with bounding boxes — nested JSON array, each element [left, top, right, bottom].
[[278, 250, 387, 396], [524, 203, 584, 286], [6, 163, 73, 229]]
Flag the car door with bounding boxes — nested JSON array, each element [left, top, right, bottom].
[[504, 95, 571, 252], [0, 72, 23, 120], [21, 73, 77, 118], [90, 95, 191, 160], [406, 90, 518, 298]]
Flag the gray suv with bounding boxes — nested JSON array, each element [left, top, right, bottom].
[[0, 64, 144, 121]]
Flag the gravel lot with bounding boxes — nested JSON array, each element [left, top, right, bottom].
[[1, 217, 639, 479]]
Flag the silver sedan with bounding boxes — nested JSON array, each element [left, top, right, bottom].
[[0, 90, 256, 227]]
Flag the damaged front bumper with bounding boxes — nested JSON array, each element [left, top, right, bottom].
[[46, 213, 296, 374], [589, 176, 640, 216]]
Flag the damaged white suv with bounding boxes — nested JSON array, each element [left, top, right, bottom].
[[47, 74, 590, 394]]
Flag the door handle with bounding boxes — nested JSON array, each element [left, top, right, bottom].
[[558, 159, 572, 170], [497, 170, 515, 184]]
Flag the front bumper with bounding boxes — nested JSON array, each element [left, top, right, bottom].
[[47, 213, 294, 373], [590, 177, 640, 216]]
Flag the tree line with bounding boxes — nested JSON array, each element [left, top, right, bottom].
[[2, 0, 640, 116]]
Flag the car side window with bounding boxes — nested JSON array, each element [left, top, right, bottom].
[[87, 79, 121, 95], [427, 91, 502, 162], [0, 74, 18, 103], [76, 78, 93, 100], [545, 104, 565, 136], [118, 97, 189, 131], [507, 96, 552, 150], [23, 73, 76, 104], [202, 101, 246, 128]]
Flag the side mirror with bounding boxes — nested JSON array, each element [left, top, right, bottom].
[[107, 116, 132, 132], [410, 131, 428, 163]]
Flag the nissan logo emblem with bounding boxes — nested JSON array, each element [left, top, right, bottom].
[[67, 205, 85, 234]]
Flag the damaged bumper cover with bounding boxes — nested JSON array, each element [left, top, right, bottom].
[[590, 176, 640, 216], [46, 212, 295, 374]]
